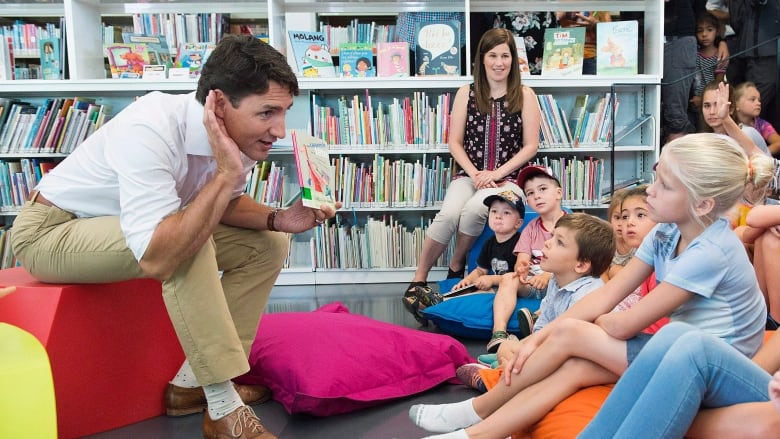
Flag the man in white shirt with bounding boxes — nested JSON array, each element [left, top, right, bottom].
[[11, 35, 336, 439]]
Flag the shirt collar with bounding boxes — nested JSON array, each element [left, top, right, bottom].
[[183, 92, 212, 156]]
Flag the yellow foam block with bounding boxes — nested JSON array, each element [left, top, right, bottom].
[[0, 323, 57, 439]]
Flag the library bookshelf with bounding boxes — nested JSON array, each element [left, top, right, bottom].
[[0, 0, 662, 286]]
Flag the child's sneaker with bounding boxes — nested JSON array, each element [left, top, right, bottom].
[[412, 285, 444, 309], [402, 282, 429, 325], [516, 307, 537, 339], [477, 353, 499, 369], [486, 330, 509, 353], [456, 363, 488, 393]]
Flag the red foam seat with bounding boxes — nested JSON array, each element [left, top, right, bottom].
[[0, 267, 184, 439]]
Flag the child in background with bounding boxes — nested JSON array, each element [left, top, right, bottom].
[[603, 188, 634, 282], [733, 81, 780, 155], [404, 190, 525, 320], [485, 165, 565, 353], [689, 12, 726, 119], [410, 133, 770, 439], [451, 191, 525, 293]]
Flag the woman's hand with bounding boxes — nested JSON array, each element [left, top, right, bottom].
[[472, 170, 499, 189]]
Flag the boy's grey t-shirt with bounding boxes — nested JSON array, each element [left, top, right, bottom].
[[533, 276, 604, 331]]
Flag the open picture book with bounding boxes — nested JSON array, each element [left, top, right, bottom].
[[291, 129, 336, 210]]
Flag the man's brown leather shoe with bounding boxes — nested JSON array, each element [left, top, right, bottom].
[[165, 383, 272, 417], [202, 405, 277, 439]]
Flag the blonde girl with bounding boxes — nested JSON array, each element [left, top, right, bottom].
[[732, 81, 780, 155]]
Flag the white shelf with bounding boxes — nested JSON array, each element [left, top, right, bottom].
[[276, 266, 447, 285]]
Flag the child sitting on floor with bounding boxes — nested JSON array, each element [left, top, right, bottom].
[[404, 190, 525, 321], [485, 165, 566, 353], [603, 187, 634, 282]]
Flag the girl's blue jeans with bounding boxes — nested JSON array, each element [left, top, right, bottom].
[[578, 321, 770, 439]]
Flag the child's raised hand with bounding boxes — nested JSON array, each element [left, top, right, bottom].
[[715, 81, 731, 122]]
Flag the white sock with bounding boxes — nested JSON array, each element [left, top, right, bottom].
[[409, 398, 481, 433], [170, 360, 200, 388], [203, 380, 243, 420], [423, 430, 470, 439]]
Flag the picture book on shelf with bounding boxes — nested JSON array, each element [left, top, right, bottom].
[[287, 30, 337, 78], [513, 36, 530, 75], [376, 41, 409, 77], [540, 26, 586, 77], [414, 20, 461, 76], [176, 42, 216, 79], [38, 38, 61, 80], [338, 43, 374, 77], [122, 33, 174, 67], [105, 44, 151, 79], [596, 21, 639, 76], [291, 130, 336, 210]]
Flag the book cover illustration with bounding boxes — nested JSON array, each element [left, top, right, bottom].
[[105, 44, 151, 79], [39, 38, 61, 80], [338, 43, 374, 77], [513, 36, 530, 75], [176, 42, 216, 79], [376, 41, 409, 77], [415, 20, 461, 76], [291, 129, 336, 210], [596, 21, 639, 76], [122, 33, 174, 67], [287, 30, 337, 78], [540, 27, 586, 77]]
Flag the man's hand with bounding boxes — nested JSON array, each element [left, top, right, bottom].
[[274, 199, 341, 233], [203, 90, 245, 185]]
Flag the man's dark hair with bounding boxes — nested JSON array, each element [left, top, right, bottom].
[[195, 35, 299, 106]]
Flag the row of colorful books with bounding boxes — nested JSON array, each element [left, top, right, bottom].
[[130, 13, 229, 57], [330, 155, 452, 209], [289, 19, 461, 78], [0, 97, 110, 155], [540, 20, 639, 77], [246, 161, 287, 208], [538, 93, 617, 148], [533, 156, 605, 206], [0, 159, 55, 211], [104, 33, 216, 79], [319, 20, 396, 49], [312, 214, 453, 270], [312, 91, 451, 147], [0, 21, 64, 80]]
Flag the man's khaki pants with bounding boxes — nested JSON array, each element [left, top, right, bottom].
[[11, 201, 288, 385]]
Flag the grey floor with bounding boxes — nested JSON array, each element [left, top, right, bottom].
[[84, 282, 485, 439]]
